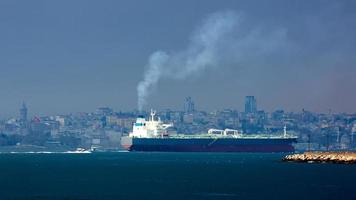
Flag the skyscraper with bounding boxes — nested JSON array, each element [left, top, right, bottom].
[[245, 96, 257, 113], [20, 102, 28, 128], [20, 102, 27, 121], [184, 97, 195, 113]]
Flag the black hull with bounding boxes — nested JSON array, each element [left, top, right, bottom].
[[121, 137, 297, 153], [128, 144, 294, 152]]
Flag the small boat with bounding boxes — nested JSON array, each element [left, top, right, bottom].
[[66, 148, 91, 154]]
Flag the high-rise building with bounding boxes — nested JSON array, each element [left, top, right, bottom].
[[245, 96, 257, 113], [20, 102, 28, 122], [184, 97, 195, 113], [20, 102, 28, 128]]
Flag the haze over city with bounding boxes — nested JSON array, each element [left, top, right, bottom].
[[1, 1, 356, 199], [1, 0, 356, 118]]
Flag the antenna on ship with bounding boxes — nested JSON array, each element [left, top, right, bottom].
[[283, 125, 287, 138]]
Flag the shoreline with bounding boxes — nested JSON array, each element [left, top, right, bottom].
[[283, 151, 356, 164]]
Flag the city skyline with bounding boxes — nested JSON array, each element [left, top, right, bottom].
[[1, 95, 354, 152], [1, 2, 356, 199], [1, 0, 356, 117], [2, 95, 355, 121]]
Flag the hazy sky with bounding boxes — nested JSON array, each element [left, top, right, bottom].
[[0, 0, 355, 117]]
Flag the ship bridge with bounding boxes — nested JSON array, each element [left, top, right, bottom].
[[129, 110, 173, 138]]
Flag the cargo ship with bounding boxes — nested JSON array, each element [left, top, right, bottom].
[[121, 110, 297, 152]]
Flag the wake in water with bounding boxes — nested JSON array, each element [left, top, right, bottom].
[[0, 151, 91, 154]]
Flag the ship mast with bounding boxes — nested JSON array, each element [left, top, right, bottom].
[[150, 109, 156, 121]]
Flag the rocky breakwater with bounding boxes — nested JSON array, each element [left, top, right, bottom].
[[283, 152, 356, 164]]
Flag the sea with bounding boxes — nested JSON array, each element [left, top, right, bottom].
[[0, 152, 355, 200]]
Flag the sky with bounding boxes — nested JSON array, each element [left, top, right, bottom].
[[0, 0, 355, 118]]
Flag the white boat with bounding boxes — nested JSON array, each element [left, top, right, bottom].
[[66, 148, 92, 154]]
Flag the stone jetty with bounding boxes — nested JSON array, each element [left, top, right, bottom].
[[283, 152, 356, 164]]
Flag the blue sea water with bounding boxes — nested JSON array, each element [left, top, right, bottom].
[[0, 152, 355, 200]]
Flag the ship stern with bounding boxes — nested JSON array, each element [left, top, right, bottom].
[[120, 136, 133, 151]]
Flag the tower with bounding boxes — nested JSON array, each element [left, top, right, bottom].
[[20, 102, 27, 122], [20, 102, 28, 128], [244, 96, 257, 113], [184, 97, 195, 113]]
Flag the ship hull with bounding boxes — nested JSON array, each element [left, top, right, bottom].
[[121, 137, 296, 152]]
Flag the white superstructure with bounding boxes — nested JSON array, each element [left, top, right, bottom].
[[129, 110, 173, 138]]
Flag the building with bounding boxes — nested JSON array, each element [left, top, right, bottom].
[[55, 116, 66, 127], [184, 97, 195, 113], [96, 107, 113, 116], [19, 102, 28, 128], [245, 96, 257, 113], [183, 113, 194, 124], [106, 115, 135, 130]]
